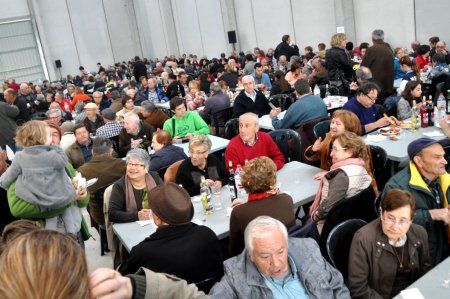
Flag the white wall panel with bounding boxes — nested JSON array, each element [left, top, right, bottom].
[[171, 0, 203, 56], [233, 0, 257, 53], [0, 0, 29, 19], [196, 0, 228, 58], [353, 0, 415, 49], [66, 0, 114, 70], [415, 0, 450, 46]]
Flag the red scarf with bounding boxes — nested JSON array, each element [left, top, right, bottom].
[[309, 158, 365, 215], [248, 189, 278, 202]]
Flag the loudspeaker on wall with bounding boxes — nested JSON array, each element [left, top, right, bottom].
[[227, 31, 237, 44], [55, 60, 62, 68]]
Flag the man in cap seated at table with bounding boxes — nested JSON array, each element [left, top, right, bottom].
[[210, 216, 350, 298], [82, 102, 105, 136], [118, 183, 223, 290], [225, 112, 285, 170], [383, 137, 450, 266], [342, 81, 390, 135]]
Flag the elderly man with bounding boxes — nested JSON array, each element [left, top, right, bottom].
[[96, 108, 123, 140], [348, 66, 382, 98], [118, 183, 223, 290], [232, 75, 271, 119], [65, 123, 93, 169], [46, 109, 63, 126], [54, 91, 72, 112], [3, 88, 30, 123], [78, 137, 126, 231], [0, 99, 19, 150], [251, 63, 272, 91], [225, 112, 285, 170], [343, 81, 390, 134], [383, 138, 450, 266], [361, 29, 395, 99], [435, 41, 450, 64], [118, 112, 154, 157], [139, 100, 169, 130], [17, 82, 36, 113], [276, 55, 290, 74], [210, 216, 350, 298], [199, 82, 231, 135], [82, 102, 105, 136], [92, 91, 110, 111], [309, 57, 329, 90], [270, 79, 327, 130]]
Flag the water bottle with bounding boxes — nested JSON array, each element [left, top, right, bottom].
[[446, 90, 450, 115], [325, 84, 331, 98], [437, 93, 446, 120], [200, 176, 214, 215], [313, 85, 320, 97], [234, 164, 247, 198]]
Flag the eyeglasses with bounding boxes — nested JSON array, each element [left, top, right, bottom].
[[189, 150, 208, 156], [382, 215, 411, 227], [127, 163, 145, 168], [331, 147, 347, 152], [364, 93, 377, 102]]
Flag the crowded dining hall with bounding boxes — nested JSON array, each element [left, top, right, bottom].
[[1, 1, 450, 298]]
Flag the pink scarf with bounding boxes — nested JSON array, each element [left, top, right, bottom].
[[309, 158, 365, 215]]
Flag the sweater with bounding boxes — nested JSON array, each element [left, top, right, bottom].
[[343, 96, 380, 135], [225, 131, 285, 171], [149, 145, 187, 172], [271, 94, 328, 129], [175, 154, 229, 196], [232, 89, 271, 118], [162, 111, 209, 138]]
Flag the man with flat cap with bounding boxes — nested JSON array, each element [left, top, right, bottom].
[[118, 183, 223, 291], [383, 137, 450, 265]]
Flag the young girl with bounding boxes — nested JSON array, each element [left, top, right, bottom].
[[397, 80, 422, 121], [0, 120, 85, 236]]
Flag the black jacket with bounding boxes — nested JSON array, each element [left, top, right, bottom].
[[149, 144, 187, 172], [118, 223, 224, 285], [274, 42, 299, 61], [232, 90, 271, 118], [325, 47, 354, 82]]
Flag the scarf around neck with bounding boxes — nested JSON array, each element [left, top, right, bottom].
[[125, 173, 157, 212]]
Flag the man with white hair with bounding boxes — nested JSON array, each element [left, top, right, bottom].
[[435, 40, 450, 64], [232, 75, 271, 118], [210, 216, 350, 298], [361, 29, 394, 99], [118, 112, 154, 157]]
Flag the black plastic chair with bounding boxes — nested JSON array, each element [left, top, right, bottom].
[[296, 116, 329, 166], [319, 185, 377, 262], [369, 145, 388, 191], [326, 219, 367, 282], [91, 186, 109, 256], [268, 129, 302, 163], [313, 119, 331, 140], [211, 106, 233, 137], [224, 118, 239, 140], [269, 94, 294, 111]]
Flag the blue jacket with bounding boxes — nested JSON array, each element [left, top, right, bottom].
[[141, 87, 168, 103], [251, 72, 272, 90], [272, 94, 328, 130], [210, 237, 350, 298], [149, 144, 187, 171]]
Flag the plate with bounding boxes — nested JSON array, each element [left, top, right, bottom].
[[86, 178, 98, 188], [378, 127, 402, 136]]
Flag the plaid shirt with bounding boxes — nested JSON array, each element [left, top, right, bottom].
[[95, 121, 123, 138]]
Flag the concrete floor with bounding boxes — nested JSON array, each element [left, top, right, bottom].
[[82, 209, 114, 272]]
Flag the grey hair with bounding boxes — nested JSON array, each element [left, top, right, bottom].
[[244, 216, 288, 256], [126, 148, 150, 169], [372, 29, 384, 41], [93, 91, 103, 97], [92, 137, 113, 155], [239, 112, 259, 125], [209, 82, 222, 94], [54, 91, 64, 97], [46, 109, 62, 118], [19, 83, 29, 90], [294, 79, 311, 95], [60, 121, 75, 133], [140, 100, 156, 113], [242, 75, 255, 84], [356, 66, 372, 80], [123, 111, 140, 124], [74, 101, 86, 113], [189, 134, 212, 151]]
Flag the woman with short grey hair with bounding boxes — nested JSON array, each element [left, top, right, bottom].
[[109, 148, 163, 223]]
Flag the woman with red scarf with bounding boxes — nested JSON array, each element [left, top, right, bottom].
[[310, 131, 372, 234], [228, 157, 295, 256]]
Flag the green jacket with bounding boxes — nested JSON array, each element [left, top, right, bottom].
[[383, 161, 450, 265], [163, 111, 209, 137], [7, 163, 91, 240]]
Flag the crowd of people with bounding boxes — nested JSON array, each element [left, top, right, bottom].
[[0, 29, 450, 299]]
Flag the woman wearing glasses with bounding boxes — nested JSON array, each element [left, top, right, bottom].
[[175, 135, 228, 196], [348, 189, 431, 299], [108, 148, 163, 223], [310, 131, 372, 233]]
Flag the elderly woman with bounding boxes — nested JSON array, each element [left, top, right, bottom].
[[228, 157, 295, 256], [349, 189, 432, 299], [162, 97, 209, 141], [115, 96, 140, 123], [175, 135, 228, 196], [149, 130, 187, 172], [310, 131, 372, 233], [108, 148, 163, 223]]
